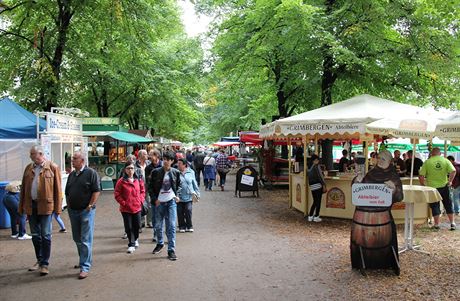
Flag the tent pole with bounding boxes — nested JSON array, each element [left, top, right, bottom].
[[363, 140, 369, 173], [288, 137, 292, 209], [410, 139, 416, 186], [303, 137, 308, 216], [444, 140, 448, 157]]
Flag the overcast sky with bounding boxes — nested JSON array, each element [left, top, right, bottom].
[[178, 0, 211, 37]]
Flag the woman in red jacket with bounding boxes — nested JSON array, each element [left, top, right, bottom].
[[114, 162, 145, 253]]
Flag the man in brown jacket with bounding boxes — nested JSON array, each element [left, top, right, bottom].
[[19, 145, 62, 276]]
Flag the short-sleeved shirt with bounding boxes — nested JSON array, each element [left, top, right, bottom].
[[419, 156, 455, 188], [158, 172, 175, 202]]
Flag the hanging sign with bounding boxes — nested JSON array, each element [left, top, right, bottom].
[[46, 113, 82, 135], [352, 183, 392, 207]]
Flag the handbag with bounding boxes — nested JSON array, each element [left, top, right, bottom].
[[192, 193, 199, 203], [141, 199, 149, 216]]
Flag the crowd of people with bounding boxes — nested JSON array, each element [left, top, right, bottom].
[[6, 142, 457, 280], [2, 145, 232, 280], [114, 147, 232, 259]]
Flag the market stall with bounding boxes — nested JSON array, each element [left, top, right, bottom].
[[260, 94, 445, 223], [38, 108, 88, 208], [0, 98, 46, 182], [82, 117, 152, 186]]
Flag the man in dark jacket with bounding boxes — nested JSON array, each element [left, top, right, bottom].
[[145, 149, 163, 236], [149, 150, 181, 261], [193, 149, 205, 186]]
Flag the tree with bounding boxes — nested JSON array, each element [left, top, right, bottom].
[[197, 0, 460, 133], [1, 0, 205, 141], [0, 0, 88, 111]]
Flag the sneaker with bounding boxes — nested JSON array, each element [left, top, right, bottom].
[[313, 216, 322, 222], [433, 224, 440, 230], [185, 228, 194, 232], [78, 271, 89, 279], [59, 229, 67, 233], [11, 234, 19, 239], [28, 262, 40, 271], [307, 216, 313, 222], [147, 223, 153, 228], [127, 246, 135, 254], [179, 229, 186, 233], [168, 250, 177, 261], [451, 223, 456, 231], [152, 244, 164, 254], [152, 237, 157, 243], [121, 233, 127, 239], [134, 240, 139, 248], [18, 234, 32, 240], [39, 265, 49, 276]]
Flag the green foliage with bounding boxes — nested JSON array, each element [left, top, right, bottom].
[[0, 0, 205, 142], [197, 0, 460, 141]]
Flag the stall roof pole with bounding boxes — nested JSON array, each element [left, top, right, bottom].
[[364, 141, 369, 174], [288, 138, 292, 209], [409, 140, 416, 186], [303, 138, 308, 216]]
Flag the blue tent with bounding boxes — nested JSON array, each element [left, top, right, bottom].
[[0, 98, 46, 139]]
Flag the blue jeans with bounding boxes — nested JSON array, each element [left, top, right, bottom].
[[151, 202, 157, 239], [451, 187, 460, 214], [3, 197, 26, 236], [68, 208, 96, 272], [52, 212, 66, 230], [29, 202, 53, 266], [154, 199, 177, 252]]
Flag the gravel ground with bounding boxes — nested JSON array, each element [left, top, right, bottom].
[[0, 174, 459, 300]]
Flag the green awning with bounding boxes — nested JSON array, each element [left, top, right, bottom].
[[83, 131, 152, 143]]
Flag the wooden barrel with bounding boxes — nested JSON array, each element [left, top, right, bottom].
[[350, 207, 393, 269]]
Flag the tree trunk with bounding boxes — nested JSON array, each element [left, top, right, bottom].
[[44, 0, 74, 111]]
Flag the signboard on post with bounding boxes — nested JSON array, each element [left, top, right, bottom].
[[352, 183, 392, 207], [46, 113, 82, 135]]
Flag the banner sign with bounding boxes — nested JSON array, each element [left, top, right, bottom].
[[82, 117, 119, 125], [352, 183, 392, 207], [260, 122, 365, 137], [46, 113, 82, 135]]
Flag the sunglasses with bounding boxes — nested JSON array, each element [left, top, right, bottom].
[[125, 167, 135, 170]]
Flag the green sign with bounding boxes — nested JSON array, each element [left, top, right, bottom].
[[82, 117, 119, 125]]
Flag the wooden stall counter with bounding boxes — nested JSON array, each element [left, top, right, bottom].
[[310, 176, 429, 224]]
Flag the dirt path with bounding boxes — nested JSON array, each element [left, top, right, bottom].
[[1, 174, 459, 300], [0, 176, 338, 301]]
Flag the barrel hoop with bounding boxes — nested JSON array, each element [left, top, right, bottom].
[[355, 207, 390, 213], [352, 220, 392, 227], [351, 241, 393, 250]]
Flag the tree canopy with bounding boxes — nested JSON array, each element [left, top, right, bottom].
[[0, 0, 204, 141], [197, 0, 460, 140]]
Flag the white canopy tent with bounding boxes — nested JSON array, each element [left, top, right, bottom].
[[260, 94, 444, 140], [435, 112, 460, 140]]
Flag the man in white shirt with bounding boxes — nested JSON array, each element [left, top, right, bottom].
[[149, 151, 181, 260]]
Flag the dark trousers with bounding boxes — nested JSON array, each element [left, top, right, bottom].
[[177, 201, 193, 230], [309, 189, 323, 217], [121, 211, 141, 247], [29, 202, 52, 266], [195, 167, 204, 186], [217, 170, 227, 187]]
